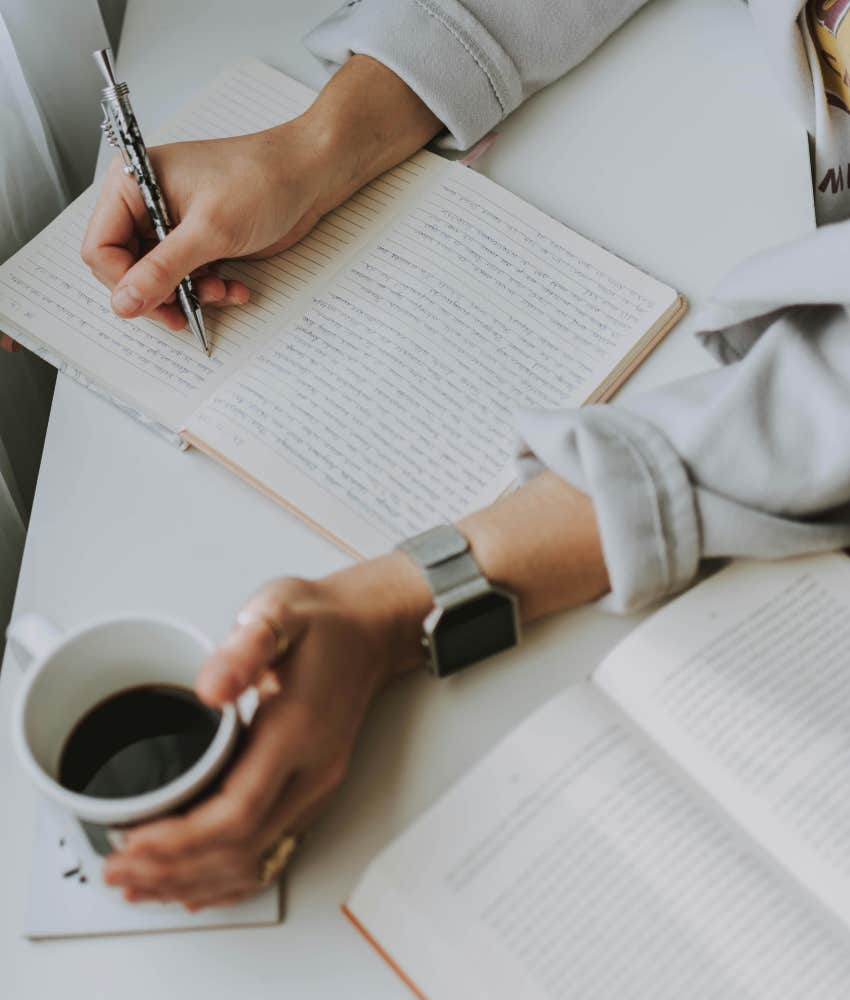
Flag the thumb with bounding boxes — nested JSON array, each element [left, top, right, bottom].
[[196, 587, 311, 707], [111, 220, 210, 318]]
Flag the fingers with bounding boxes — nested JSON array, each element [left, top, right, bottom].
[[108, 221, 210, 318], [101, 572, 371, 911], [117, 696, 307, 859], [125, 882, 257, 911], [196, 584, 312, 706], [134, 273, 249, 331], [88, 244, 248, 331], [183, 890, 255, 913], [85, 242, 186, 331], [193, 273, 250, 309], [106, 767, 337, 909], [254, 770, 337, 852], [81, 162, 146, 280], [82, 159, 252, 328], [107, 845, 257, 898]]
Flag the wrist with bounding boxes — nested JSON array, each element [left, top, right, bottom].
[[459, 475, 610, 623], [261, 115, 340, 219], [322, 552, 433, 683], [290, 55, 443, 216]]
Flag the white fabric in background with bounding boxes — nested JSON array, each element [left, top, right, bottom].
[[0, 10, 65, 635], [0, 12, 65, 261]]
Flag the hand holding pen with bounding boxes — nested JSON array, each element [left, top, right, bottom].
[[80, 55, 443, 344], [93, 48, 212, 354], [84, 49, 257, 344]]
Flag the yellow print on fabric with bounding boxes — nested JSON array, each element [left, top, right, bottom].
[[811, 0, 850, 113]]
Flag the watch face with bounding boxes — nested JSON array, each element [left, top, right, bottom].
[[432, 591, 518, 676]]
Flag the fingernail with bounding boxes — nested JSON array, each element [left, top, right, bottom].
[[112, 285, 143, 316]]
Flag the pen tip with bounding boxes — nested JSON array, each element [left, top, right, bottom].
[[176, 282, 210, 356], [189, 308, 211, 357]]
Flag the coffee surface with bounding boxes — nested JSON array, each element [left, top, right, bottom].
[[59, 684, 221, 799]]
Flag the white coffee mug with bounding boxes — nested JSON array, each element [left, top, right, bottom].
[[7, 612, 240, 880]]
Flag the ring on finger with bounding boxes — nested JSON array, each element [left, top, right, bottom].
[[237, 609, 290, 660], [258, 832, 299, 885]]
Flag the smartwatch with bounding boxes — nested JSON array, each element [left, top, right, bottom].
[[398, 525, 520, 677]]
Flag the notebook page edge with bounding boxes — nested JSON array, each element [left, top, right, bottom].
[[0, 311, 185, 446], [0, 60, 338, 434]]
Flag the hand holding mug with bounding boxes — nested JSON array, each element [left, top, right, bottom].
[[8, 614, 241, 879], [102, 555, 430, 910]]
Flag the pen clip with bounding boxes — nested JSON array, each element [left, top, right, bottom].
[[100, 105, 136, 177], [99, 113, 119, 150]]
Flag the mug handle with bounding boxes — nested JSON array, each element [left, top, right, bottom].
[[6, 615, 105, 878], [5, 612, 62, 672]]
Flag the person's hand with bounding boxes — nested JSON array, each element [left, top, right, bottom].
[[102, 554, 430, 910], [80, 55, 443, 333], [0, 334, 21, 353], [81, 123, 328, 330], [101, 472, 609, 910]]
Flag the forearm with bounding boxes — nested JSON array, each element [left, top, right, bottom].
[[458, 473, 610, 620], [291, 54, 443, 216], [325, 290, 850, 680], [325, 472, 610, 677], [305, 0, 650, 149]]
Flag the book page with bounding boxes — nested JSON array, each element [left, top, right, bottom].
[[186, 165, 679, 555], [348, 684, 850, 1000], [595, 553, 850, 928], [0, 61, 385, 431]]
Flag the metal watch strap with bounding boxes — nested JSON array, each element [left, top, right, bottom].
[[398, 525, 483, 602]]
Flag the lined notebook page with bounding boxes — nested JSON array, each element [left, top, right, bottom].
[[0, 60, 414, 430], [186, 164, 679, 556]]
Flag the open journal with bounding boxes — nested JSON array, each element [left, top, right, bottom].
[[346, 553, 850, 999], [0, 59, 685, 556]]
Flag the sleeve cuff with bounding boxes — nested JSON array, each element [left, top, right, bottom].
[[515, 406, 701, 613], [303, 0, 523, 149]]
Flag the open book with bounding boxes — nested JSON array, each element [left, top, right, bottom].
[[0, 59, 684, 556], [346, 553, 850, 998]]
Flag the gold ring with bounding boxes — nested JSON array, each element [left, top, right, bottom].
[[237, 609, 290, 659], [258, 833, 298, 884]]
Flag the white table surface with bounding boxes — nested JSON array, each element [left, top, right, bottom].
[[1, 0, 815, 996]]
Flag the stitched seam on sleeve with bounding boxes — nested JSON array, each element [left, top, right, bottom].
[[595, 422, 673, 594], [592, 413, 700, 599], [411, 0, 509, 114]]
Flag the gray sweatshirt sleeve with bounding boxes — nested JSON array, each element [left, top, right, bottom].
[[516, 224, 850, 613], [304, 0, 649, 149]]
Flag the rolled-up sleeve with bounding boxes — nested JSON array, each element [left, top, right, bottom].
[[304, 0, 649, 149], [517, 289, 850, 613]]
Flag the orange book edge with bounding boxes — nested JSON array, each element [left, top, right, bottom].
[[342, 904, 430, 1000]]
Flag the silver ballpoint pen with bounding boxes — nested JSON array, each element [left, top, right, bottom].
[[93, 48, 210, 356]]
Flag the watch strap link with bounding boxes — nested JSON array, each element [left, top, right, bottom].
[[399, 524, 520, 677], [398, 525, 483, 603]]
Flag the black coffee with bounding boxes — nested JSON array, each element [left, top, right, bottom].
[[59, 684, 221, 799]]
